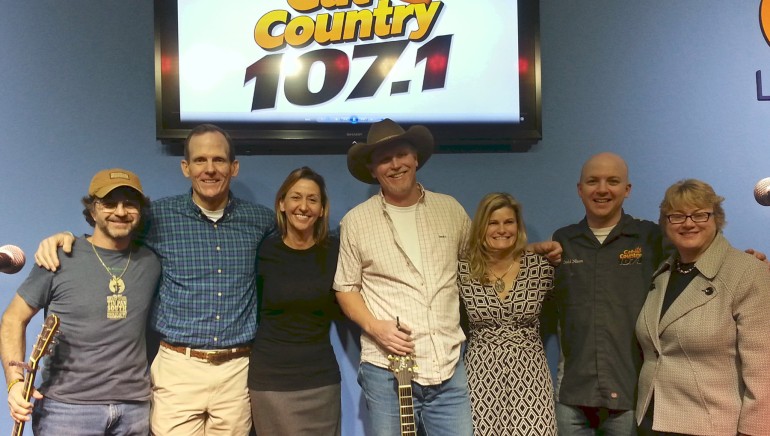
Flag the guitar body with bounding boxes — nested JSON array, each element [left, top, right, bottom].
[[11, 314, 60, 436], [388, 355, 418, 436]]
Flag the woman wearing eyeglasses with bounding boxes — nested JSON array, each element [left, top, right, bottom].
[[635, 179, 770, 436]]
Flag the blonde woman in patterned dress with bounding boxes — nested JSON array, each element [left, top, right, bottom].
[[458, 192, 557, 436]]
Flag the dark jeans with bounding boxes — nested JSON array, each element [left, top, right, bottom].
[[555, 402, 637, 436]]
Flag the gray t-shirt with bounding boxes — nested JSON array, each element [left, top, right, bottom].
[[18, 236, 161, 404]]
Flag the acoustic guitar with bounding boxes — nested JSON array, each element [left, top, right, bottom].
[[387, 354, 418, 436], [11, 314, 60, 436]]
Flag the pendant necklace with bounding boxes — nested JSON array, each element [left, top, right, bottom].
[[488, 259, 516, 293], [90, 240, 131, 294], [91, 240, 131, 320]]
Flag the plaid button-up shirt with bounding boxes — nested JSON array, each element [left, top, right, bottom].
[[334, 186, 470, 385], [146, 191, 275, 349]]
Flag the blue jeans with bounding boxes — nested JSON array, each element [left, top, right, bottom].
[[358, 360, 473, 436], [31, 397, 150, 436], [555, 402, 637, 436]]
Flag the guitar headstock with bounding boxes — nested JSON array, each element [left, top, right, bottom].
[[28, 314, 60, 371], [387, 354, 418, 386]]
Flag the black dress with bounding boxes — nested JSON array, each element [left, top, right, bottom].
[[248, 235, 341, 435]]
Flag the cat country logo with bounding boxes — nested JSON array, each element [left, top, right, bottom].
[[253, 0, 444, 50], [246, 0, 449, 110], [618, 247, 643, 266]]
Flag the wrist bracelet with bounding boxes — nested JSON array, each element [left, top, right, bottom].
[[7, 378, 23, 393]]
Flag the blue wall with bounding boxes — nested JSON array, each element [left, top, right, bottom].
[[2, 1, 769, 434]]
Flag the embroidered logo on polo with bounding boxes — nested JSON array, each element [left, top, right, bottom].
[[618, 247, 643, 265]]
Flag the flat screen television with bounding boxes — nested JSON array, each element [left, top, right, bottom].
[[155, 0, 541, 154]]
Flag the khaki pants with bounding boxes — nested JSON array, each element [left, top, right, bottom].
[[150, 346, 251, 435]]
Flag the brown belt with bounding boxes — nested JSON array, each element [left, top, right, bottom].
[[160, 341, 250, 365]]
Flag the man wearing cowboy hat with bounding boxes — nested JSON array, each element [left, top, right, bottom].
[[333, 118, 474, 435], [335, 119, 562, 435]]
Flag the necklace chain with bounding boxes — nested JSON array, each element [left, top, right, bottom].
[[675, 260, 695, 274], [487, 259, 516, 293], [90, 240, 131, 293]]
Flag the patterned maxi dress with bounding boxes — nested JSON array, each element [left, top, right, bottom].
[[458, 252, 557, 436]]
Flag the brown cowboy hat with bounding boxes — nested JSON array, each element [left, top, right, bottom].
[[347, 118, 434, 184]]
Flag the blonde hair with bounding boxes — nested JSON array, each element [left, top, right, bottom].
[[658, 179, 725, 230], [466, 192, 528, 282]]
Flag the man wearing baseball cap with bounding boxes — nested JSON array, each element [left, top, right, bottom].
[[1, 168, 161, 435], [34, 124, 275, 435]]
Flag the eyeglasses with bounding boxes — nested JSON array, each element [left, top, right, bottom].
[[666, 212, 712, 224], [95, 199, 140, 214]]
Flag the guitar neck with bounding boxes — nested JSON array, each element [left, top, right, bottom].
[[11, 371, 37, 436], [11, 313, 58, 436], [398, 383, 416, 436], [388, 354, 418, 436]]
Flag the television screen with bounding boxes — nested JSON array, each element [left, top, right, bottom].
[[155, 0, 541, 153]]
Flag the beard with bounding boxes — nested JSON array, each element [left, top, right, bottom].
[[94, 217, 139, 242]]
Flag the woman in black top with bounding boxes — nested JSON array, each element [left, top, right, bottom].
[[248, 167, 341, 436]]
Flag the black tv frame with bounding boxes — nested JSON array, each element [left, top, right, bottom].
[[154, 0, 541, 154]]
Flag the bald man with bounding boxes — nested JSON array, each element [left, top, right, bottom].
[[542, 153, 668, 436]]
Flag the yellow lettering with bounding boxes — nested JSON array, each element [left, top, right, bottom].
[[372, 0, 394, 36], [343, 9, 374, 41], [389, 4, 414, 35], [408, 2, 442, 41], [253, 0, 443, 50], [287, 0, 320, 12], [288, 0, 373, 13], [254, 10, 290, 50], [285, 15, 317, 47], [315, 12, 347, 45], [321, 0, 354, 8]]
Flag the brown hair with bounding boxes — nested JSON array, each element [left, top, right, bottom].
[[274, 167, 330, 244], [184, 124, 235, 162], [81, 188, 150, 234]]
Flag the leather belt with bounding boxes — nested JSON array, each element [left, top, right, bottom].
[[160, 341, 250, 365]]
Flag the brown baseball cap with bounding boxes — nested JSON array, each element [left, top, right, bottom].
[[89, 168, 144, 198]]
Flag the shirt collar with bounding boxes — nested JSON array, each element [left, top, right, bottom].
[[185, 189, 236, 221], [376, 183, 426, 209]]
